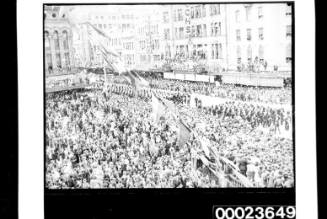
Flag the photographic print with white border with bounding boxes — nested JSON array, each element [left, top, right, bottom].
[[18, 0, 316, 219]]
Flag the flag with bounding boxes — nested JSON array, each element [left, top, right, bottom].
[[84, 22, 152, 91], [86, 22, 120, 57], [127, 71, 149, 88], [199, 137, 210, 157], [86, 23, 149, 87], [198, 154, 210, 166], [161, 98, 178, 115], [85, 22, 127, 73], [152, 94, 165, 123], [177, 119, 191, 147]]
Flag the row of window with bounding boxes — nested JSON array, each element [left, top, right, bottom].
[[171, 43, 223, 60], [170, 4, 220, 22], [235, 6, 261, 23], [44, 30, 69, 51], [45, 52, 71, 71], [236, 28, 263, 41], [123, 42, 134, 50], [235, 5, 291, 23], [172, 23, 222, 39], [236, 25, 291, 41], [140, 54, 163, 62], [236, 44, 291, 63], [94, 23, 135, 31], [163, 43, 291, 63], [93, 14, 134, 20], [124, 54, 135, 65], [209, 4, 221, 16], [139, 39, 160, 51], [138, 25, 159, 35], [237, 45, 264, 60], [173, 5, 208, 22]]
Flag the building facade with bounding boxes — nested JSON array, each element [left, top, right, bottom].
[[225, 3, 292, 71], [134, 7, 165, 70], [73, 7, 138, 70], [161, 4, 229, 73], [44, 6, 75, 76], [73, 6, 165, 70], [66, 3, 292, 73]]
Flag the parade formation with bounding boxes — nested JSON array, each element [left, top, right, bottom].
[[45, 5, 294, 189]]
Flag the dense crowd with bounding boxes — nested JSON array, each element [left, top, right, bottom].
[[107, 76, 291, 105], [46, 80, 294, 188], [148, 78, 291, 105], [177, 103, 293, 187], [46, 90, 218, 188], [46, 76, 90, 89], [103, 83, 292, 135]]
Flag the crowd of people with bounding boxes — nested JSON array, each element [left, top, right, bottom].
[[176, 103, 293, 187], [107, 76, 291, 105], [148, 78, 291, 105], [46, 89, 218, 188], [46, 77, 294, 188]]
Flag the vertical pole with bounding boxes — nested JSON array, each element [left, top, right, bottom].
[[103, 65, 107, 86]]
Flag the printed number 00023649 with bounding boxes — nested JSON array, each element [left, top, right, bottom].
[[213, 206, 296, 219]]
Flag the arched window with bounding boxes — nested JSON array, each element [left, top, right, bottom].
[[62, 30, 69, 50], [286, 43, 292, 63], [215, 43, 219, 59], [247, 45, 252, 61], [44, 31, 52, 72], [44, 31, 50, 50], [53, 31, 60, 51], [258, 45, 264, 61], [53, 31, 61, 68], [64, 52, 70, 68], [237, 46, 241, 64]]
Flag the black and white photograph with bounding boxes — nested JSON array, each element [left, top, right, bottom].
[[44, 3, 295, 189], [16, 0, 319, 218], [14, 0, 322, 218]]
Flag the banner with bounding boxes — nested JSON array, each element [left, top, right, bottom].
[[177, 119, 191, 147], [195, 74, 210, 82], [152, 95, 165, 123], [222, 74, 284, 87], [163, 72, 175, 79], [185, 74, 195, 81], [175, 73, 185, 80]]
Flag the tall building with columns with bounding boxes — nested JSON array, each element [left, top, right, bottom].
[[44, 6, 74, 76]]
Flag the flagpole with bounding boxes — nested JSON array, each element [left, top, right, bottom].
[[103, 65, 107, 85]]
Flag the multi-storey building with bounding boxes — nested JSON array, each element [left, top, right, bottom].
[[66, 3, 292, 73], [71, 5, 166, 70], [134, 6, 165, 70], [44, 6, 75, 76], [70, 6, 137, 69], [72, 23, 93, 67], [161, 4, 228, 73], [87, 7, 137, 69], [225, 3, 292, 71]]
